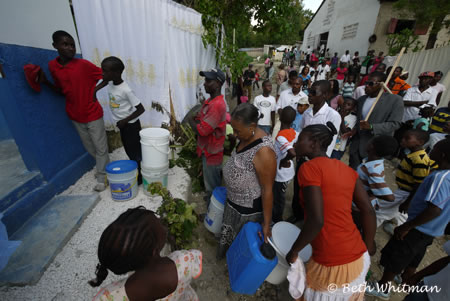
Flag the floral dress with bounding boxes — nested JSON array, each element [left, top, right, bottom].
[[92, 250, 202, 301]]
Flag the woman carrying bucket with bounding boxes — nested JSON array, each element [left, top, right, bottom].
[[286, 122, 376, 301], [217, 103, 277, 259]]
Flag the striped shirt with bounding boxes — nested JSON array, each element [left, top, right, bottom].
[[396, 149, 438, 192], [429, 107, 450, 134], [357, 159, 393, 200], [341, 82, 355, 98]]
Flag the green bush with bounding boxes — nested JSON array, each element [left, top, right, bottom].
[[148, 182, 198, 250]]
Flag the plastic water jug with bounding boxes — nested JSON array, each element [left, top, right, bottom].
[[226, 222, 278, 294], [204, 186, 226, 234]]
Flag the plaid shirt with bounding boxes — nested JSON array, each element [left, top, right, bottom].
[[196, 95, 226, 165]]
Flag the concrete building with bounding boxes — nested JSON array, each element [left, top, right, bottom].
[[301, 0, 450, 56], [0, 0, 98, 285]]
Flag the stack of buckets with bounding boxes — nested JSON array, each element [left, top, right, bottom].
[[139, 128, 170, 195]]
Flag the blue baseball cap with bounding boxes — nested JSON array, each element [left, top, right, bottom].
[[199, 68, 225, 84]]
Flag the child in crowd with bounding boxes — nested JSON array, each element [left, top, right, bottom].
[[288, 61, 296, 73], [223, 113, 236, 166], [357, 136, 398, 210], [352, 51, 360, 65], [40, 30, 110, 192], [330, 52, 339, 70], [272, 107, 298, 223], [240, 88, 248, 104], [331, 97, 357, 159], [276, 64, 287, 95], [366, 138, 450, 300], [291, 99, 310, 132], [349, 59, 361, 83], [413, 105, 434, 132], [370, 51, 384, 73], [336, 62, 348, 89], [101, 57, 145, 184], [90, 207, 202, 300], [352, 136, 397, 231], [381, 130, 438, 232], [254, 80, 276, 134], [428, 100, 450, 150], [253, 69, 260, 91], [402, 240, 450, 301], [341, 74, 356, 98]]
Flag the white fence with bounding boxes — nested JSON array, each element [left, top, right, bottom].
[[385, 45, 450, 107]]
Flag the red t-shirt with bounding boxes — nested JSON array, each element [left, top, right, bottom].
[[196, 95, 226, 165], [49, 58, 103, 123], [336, 67, 347, 80], [298, 157, 367, 266]]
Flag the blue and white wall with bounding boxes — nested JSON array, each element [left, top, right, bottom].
[[0, 0, 94, 235], [301, 0, 381, 56]]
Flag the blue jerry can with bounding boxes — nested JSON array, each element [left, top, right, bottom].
[[226, 222, 278, 294]]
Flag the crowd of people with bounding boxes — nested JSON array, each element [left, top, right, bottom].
[[184, 46, 449, 301], [38, 28, 448, 301]]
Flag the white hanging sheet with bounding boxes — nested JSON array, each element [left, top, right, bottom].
[[165, 0, 216, 122], [72, 0, 216, 129]]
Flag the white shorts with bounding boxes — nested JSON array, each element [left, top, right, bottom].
[[373, 189, 409, 227]]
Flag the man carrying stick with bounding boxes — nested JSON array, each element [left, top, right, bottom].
[[349, 71, 404, 169]]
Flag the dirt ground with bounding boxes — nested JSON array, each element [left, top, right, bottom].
[[189, 60, 448, 301]]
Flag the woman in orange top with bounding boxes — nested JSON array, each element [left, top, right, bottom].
[[286, 122, 376, 301]]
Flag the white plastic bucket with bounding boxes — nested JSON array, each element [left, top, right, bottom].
[[106, 160, 139, 202], [140, 128, 170, 169], [204, 187, 227, 234], [142, 164, 169, 196], [265, 221, 312, 285]]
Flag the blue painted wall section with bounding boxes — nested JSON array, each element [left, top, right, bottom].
[[0, 108, 12, 141], [0, 43, 95, 235]]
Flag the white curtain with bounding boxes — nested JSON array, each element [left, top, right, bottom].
[[165, 1, 216, 121], [72, 0, 216, 129]]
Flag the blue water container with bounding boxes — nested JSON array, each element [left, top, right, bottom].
[[226, 222, 278, 294]]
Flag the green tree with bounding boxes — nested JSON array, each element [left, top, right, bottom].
[[174, 0, 312, 79], [386, 28, 423, 55], [393, 0, 450, 49]]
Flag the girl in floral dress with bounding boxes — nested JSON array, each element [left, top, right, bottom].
[[90, 207, 202, 301]]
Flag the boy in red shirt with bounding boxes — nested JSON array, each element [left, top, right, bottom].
[[39, 30, 110, 191]]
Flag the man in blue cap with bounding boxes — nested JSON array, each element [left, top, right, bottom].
[[188, 68, 227, 202]]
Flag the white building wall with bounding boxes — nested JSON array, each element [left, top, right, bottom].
[[301, 0, 380, 56], [0, 0, 79, 50]]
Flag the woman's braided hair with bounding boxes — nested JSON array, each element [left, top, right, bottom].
[[302, 121, 338, 151], [88, 206, 159, 287]]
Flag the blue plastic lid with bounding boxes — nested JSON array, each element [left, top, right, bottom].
[[106, 160, 138, 174], [213, 186, 227, 205]]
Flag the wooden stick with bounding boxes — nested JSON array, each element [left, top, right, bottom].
[[364, 47, 405, 121], [382, 83, 393, 94]]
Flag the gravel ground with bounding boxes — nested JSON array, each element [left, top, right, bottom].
[[0, 147, 190, 301]]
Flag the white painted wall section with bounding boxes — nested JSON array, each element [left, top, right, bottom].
[[301, 0, 380, 56], [0, 0, 79, 50]]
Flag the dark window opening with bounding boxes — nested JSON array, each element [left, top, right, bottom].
[[395, 20, 416, 33]]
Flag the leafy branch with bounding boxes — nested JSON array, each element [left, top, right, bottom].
[[148, 182, 198, 250], [386, 28, 423, 56]]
